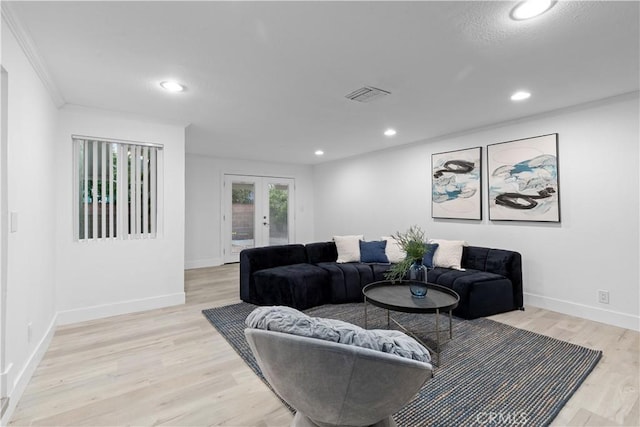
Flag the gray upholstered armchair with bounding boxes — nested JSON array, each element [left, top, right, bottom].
[[245, 327, 433, 427]]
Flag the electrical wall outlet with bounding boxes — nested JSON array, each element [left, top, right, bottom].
[[598, 290, 610, 304]]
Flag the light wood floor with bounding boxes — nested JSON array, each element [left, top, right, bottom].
[[8, 264, 639, 427]]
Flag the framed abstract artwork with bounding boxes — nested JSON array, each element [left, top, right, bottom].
[[431, 147, 482, 220], [487, 133, 560, 222]]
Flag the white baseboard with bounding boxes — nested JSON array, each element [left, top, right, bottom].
[[1, 314, 56, 427], [56, 292, 186, 325], [185, 257, 223, 269], [0, 364, 12, 411], [524, 292, 640, 331]]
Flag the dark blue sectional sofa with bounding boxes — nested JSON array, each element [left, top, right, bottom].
[[239, 241, 523, 319]]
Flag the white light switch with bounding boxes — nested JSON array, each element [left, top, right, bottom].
[[10, 211, 18, 233]]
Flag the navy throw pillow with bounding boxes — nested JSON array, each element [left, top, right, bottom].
[[422, 243, 439, 268], [359, 240, 389, 263]]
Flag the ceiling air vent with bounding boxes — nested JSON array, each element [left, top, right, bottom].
[[345, 86, 391, 103]]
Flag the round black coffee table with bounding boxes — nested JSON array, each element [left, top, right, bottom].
[[362, 280, 460, 365]]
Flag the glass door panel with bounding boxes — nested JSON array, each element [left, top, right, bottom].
[[231, 182, 256, 255], [268, 183, 289, 246]]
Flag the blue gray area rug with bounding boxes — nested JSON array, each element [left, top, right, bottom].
[[202, 303, 601, 427]]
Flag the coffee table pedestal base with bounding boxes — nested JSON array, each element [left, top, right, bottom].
[[364, 298, 453, 366]]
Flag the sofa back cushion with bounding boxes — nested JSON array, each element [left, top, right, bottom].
[[305, 241, 338, 264], [241, 244, 307, 271], [462, 246, 490, 271], [463, 246, 517, 278]]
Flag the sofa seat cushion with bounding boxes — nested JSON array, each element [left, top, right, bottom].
[[246, 306, 432, 363], [370, 263, 392, 281], [428, 268, 514, 319], [315, 262, 374, 304], [253, 264, 330, 310], [429, 268, 497, 286]]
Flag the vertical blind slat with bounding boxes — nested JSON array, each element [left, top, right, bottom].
[[130, 145, 136, 237], [143, 146, 149, 237], [83, 141, 89, 240], [137, 145, 143, 237], [109, 143, 114, 238], [101, 142, 106, 239], [131, 146, 140, 238], [150, 148, 157, 237], [120, 144, 128, 238], [92, 140, 98, 239]]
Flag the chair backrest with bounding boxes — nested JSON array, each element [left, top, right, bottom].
[[245, 328, 433, 426]]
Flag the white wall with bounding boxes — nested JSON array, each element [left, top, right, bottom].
[[314, 93, 640, 331], [1, 19, 187, 423], [54, 106, 186, 324], [185, 154, 314, 268], [1, 22, 58, 423]]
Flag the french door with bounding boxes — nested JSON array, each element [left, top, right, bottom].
[[223, 174, 295, 263]]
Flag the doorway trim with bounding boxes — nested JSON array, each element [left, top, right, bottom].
[[1, 66, 10, 415]]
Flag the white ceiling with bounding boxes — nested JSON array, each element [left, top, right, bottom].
[[5, 1, 640, 164]]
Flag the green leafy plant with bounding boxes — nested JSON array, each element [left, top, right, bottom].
[[232, 188, 254, 204], [384, 225, 434, 282]]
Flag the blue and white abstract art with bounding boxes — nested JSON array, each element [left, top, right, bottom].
[[487, 134, 560, 222], [431, 147, 482, 220]]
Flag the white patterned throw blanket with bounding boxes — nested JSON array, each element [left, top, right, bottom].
[[245, 305, 432, 364]]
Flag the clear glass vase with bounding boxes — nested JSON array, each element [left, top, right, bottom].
[[408, 258, 428, 298]]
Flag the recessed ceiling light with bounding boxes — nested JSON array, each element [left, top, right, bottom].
[[314, 150, 324, 156], [159, 80, 185, 92], [511, 91, 531, 101], [384, 128, 397, 137], [510, 0, 554, 20]]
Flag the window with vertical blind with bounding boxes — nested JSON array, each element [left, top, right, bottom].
[[73, 136, 162, 241]]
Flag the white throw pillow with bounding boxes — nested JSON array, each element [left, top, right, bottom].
[[382, 236, 406, 263], [333, 235, 364, 263], [428, 239, 467, 270]]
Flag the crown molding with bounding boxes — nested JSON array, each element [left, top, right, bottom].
[[1, 2, 66, 107]]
